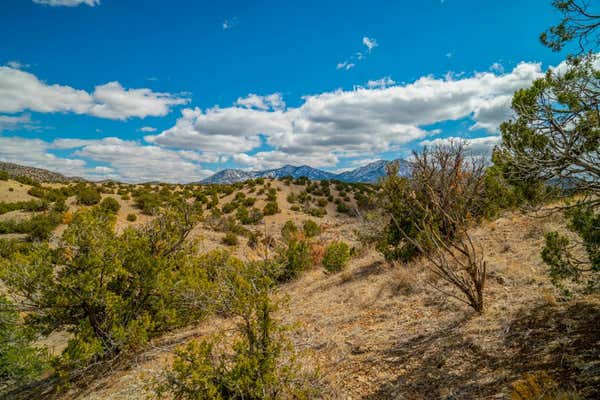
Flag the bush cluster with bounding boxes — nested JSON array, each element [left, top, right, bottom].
[[322, 241, 351, 273]]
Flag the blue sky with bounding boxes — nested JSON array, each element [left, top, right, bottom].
[[0, 0, 571, 182]]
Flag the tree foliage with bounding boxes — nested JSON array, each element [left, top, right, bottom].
[[540, 0, 600, 53], [377, 141, 486, 262], [0, 296, 49, 395], [377, 142, 487, 312], [496, 53, 599, 290], [0, 203, 205, 373], [156, 260, 316, 400]]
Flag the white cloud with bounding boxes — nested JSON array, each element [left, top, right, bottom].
[[5, 61, 29, 69], [148, 61, 543, 170], [0, 135, 213, 183], [336, 61, 355, 70], [235, 93, 285, 110], [146, 106, 288, 153], [32, 0, 100, 6], [0, 136, 87, 177], [420, 135, 501, 156], [232, 151, 339, 170], [177, 150, 225, 163], [337, 37, 378, 70], [0, 114, 36, 131], [490, 62, 504, 74], [367, 76, 395, 88], [138, 126, 157, 132], [0, 66, 189, 120], [362, 37, 378, 52], [73, 138, 213, 182]]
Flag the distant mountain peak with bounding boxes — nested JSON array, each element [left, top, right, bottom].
[[199, 159, 411, 184]]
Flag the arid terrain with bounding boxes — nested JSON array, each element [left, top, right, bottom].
[[1, 174, 596, 400]]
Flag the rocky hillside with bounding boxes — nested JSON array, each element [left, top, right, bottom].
[[0, 161, 82, 183]]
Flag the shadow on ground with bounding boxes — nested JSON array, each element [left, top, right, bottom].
[[362, 300, 600, 400]]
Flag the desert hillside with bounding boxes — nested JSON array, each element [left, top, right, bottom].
[[1, 172, 597, 400], [65, 209, 599, 400]]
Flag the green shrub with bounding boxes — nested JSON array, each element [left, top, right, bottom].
[[126, 213, 137, 222], [266, 188, 277, 202], [222, 202, 237, 214], [281, 220, 298, 242], [336, 202, 350, 214], [303, 220, 321, 238], [222, 232, 238, 246], [0, 200, 48, 215], [134, 192, 162, 215], [0, 205, 206, 371], [322, 241, 350, 273], [27, 186, 46, 198], [542, 202, 599, 292], [99, 197, 120, 214], [290, 205, 300, 212], [286, 193, 297, 203], [76, 187, 101, 205], [278, 239, 312, 282], [53, 198, 68, 213], [0, 171, 8, 180], [263, 201, 279, 216], [156, 259, 315, 399], [247, 231, 262, 249], [237, 206, 263, 225], [0, 212, 62, 241], [317, 198, 328, 207], [307, 207, 326, 217], [0, 296, 49, 395], [377, 144, 486, 262], [26, 212, 62, 241]]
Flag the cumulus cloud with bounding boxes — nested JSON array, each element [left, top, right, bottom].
[[490, 62, 504, 74], [420, 135, 501, 156], [0, 135, 213, 183], [5, 61, 29, 69], [73, 138, 213, 182], [33, 0, 100, 6], [0, 66, 189, 119], [0, 136, 87, 177], [148, 61, 542, 170], [145, 106, 288, 153], [232, 151, 339, 170], [235, 93, 285, 110]]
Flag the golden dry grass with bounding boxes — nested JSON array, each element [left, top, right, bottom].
[[0, 179, 36, 202]]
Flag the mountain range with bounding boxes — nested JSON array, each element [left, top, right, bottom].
[[200, 159, 412, 184]]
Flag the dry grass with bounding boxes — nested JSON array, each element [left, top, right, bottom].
[[0, 179, 35, 202], [53, 208, 599, 400], [2, 181, 598, 399]]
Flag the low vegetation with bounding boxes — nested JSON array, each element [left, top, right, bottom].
[[0, 3, 598, 397]]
